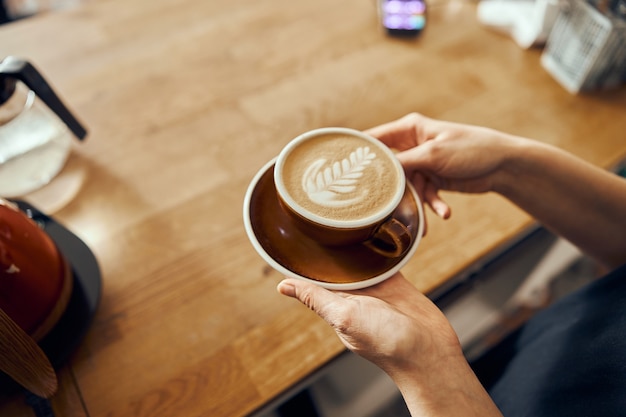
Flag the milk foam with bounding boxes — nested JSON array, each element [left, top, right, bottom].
[[302, 146, 376, 208], [281, 133, 400, 223]]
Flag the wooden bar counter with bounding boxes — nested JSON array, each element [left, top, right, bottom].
[[1, 0, 625, 415]]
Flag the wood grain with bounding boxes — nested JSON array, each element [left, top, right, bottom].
[[0, 310, 57, 398], [0, 0, 625, 415]]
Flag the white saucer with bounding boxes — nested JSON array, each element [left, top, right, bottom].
[[243, 158, 424, 290]]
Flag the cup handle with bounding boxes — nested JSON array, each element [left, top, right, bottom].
[[364, 218, 412, 258], [0, 308, 57, 397]]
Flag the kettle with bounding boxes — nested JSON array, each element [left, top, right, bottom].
[[0, 56, 87, 198], [0, 198, 73, 397]]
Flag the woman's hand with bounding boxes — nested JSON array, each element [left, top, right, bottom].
[[366, 113, 521, 221], [277, 274, 503, 416], [367, 113, 626, 268], [277, 273, 461, 375]]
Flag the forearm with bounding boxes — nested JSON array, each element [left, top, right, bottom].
[[495, 137, 626, 269]]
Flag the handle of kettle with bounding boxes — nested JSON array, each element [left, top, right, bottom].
[[0, 308, 58, 398], [0, 56, 87, 140]]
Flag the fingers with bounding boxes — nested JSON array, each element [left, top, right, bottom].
[[348, 271, 408, 298], [279, 273, 407, 307], [409, 170, 451, 224], [424, 182, 451, 220], [365, 113, 427, 150], [347, 272, 431, 316], [395, 139, 439, 172], [365, 113, 453, 221]]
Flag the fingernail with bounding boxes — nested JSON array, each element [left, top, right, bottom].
[[277, 281, 296, 297], [435, 202, 450, 219]]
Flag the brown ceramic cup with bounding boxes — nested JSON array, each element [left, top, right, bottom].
[[273, 128, 411, 258]]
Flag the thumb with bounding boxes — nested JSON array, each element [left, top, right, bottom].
[[277, 278, 345, 323]]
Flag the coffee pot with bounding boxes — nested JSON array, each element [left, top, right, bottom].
[[0, 198, 74, 397], [0, 56, 86, 197]]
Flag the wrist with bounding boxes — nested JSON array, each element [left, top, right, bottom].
[[491, 134, 539, 197], [389, 354, 502, 417]]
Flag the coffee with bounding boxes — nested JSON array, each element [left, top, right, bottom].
[[278, 132, 402, 224]]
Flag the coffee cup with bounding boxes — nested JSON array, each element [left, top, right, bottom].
[[273, 128, 411, 257]]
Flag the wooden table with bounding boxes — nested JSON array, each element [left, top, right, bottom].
[[1, 0, 625, 415]]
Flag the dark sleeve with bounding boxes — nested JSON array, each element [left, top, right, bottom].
[[472, 263, 626, 417]]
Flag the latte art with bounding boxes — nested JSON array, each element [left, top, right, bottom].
[[279, 132, 402, 224], [302, 146, 376, 208]]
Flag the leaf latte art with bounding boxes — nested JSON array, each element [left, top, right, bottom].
[[302, 146, 376, 208]]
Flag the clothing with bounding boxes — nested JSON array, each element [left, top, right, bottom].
[[472, 263, 626, 417]]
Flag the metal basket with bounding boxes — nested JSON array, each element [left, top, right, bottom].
[[541, 0, 626, 93]]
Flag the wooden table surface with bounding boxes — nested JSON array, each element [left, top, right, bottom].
[[1, 0, 625, 415]]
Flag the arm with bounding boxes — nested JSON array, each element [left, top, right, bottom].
[[276, 114, 625, 416], [495, 138, 626, 269], [277, 274, 503, 417], [367, 113, 626, 269]]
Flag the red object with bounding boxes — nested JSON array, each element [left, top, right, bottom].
[[0, 200, 71, 340]]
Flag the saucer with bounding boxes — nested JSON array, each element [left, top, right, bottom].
[[243, 158, 424, 290]]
